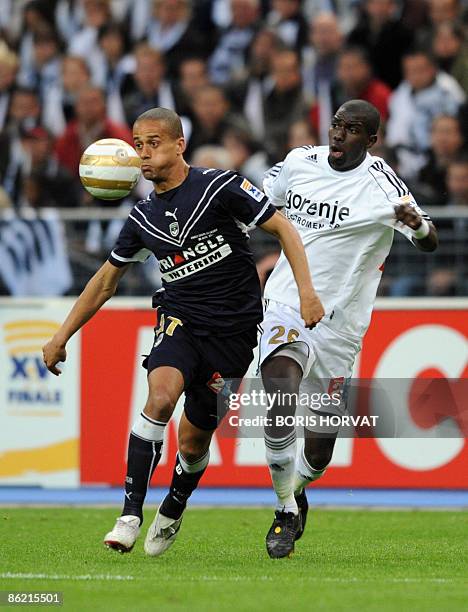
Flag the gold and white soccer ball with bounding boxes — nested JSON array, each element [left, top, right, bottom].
[[79, 138, 141, 200]]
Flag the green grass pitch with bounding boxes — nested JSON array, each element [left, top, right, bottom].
[[0, 507, 466, 611]]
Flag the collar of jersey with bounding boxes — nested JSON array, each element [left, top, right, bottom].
[[129, 168, 237, 247], [326, 153, 370, 177]]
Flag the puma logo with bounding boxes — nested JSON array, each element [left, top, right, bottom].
[[165, 208, 178, 220]]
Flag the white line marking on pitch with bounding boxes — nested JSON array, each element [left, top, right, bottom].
[[0, 573, 133, 581], [0, 573, 456, 584]]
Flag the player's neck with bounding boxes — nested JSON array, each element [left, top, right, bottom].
[[328, 151, 367, 172], [153, 161, 190, 194]]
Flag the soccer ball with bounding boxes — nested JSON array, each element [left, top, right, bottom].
[[79, 139, 141, 200]]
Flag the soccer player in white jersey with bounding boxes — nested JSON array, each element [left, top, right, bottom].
[[260, 99, 438, 558]]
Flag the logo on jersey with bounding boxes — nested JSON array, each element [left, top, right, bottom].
[[285, 190, 350, 228], [306, 154, 318, 163], [159, 234, 232, 282], [165, 208, 179, 237], [240, 178, 264, 202]]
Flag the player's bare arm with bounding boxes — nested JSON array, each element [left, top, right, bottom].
[[260, 211, 324, 328], [394, 203, 438, 252], [42, 261, 130, 375]]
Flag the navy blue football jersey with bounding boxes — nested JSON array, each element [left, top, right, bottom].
[[109, 167, 276, 335]]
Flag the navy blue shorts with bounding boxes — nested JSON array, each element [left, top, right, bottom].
[[143, 312, 257, 431]]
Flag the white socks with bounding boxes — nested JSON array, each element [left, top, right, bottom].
[[264, 431, 298, 515], [178, 449, 210, 474], [132, 412, 166, 442], [293, 444, 327, 494]]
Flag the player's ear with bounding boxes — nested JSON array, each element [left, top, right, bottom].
[[367, 134, 377, 149], [176, 137, 186, 156]]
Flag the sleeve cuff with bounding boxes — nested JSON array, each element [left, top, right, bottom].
[[109, 248, 152, 267], [249, 201, 276, 228]]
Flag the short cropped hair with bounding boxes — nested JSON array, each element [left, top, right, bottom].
[[339, 99, 380, 136], [134, 107, 184, 139]]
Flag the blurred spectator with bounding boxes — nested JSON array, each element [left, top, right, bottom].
[[400, 0, 429, 30], [125, 0, 153, 41], [190, 145, 234, 170], [67, 0, 112, 59], [5, 86, 41, 134], [17, 1, 56, 79], [0, 87, 42, 204], [0, 0, 25, 46], [302, 12, 344, 143], [17, 30, 62, 102], [116, 45, 177, 128], [426, 268, 458, 295], [0, 207, 73, 296], [266, 0, 308, 52], [386, 49, 465, 179], [347, 0, 414, 88], [311, 43, 392, 144], [371, 124, 399, 166], [414, 115, 464, 205], [209, 0, 261, 83], [446, 156, 468, 205], [227, 28, 284, 141], [173, 57, 210, 119], [302, 12, 343, 97], [55, 0, 85, 42], [416, 0, 463, 49], [432, 22, 468, 95], [19, 126, 79, 208], [222, 126, 269, 183], [186, 84, 249, 157], [146, 0, 209, 79], [55, 85, 132, 178], [331, 47, 391, 120], [90, 23, 135, 94], [0, 42, 18, 130], [43, 55, 91, 137], [263, 48, 307, 161], [287, 119, 317, 151]]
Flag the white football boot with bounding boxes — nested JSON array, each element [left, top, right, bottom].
[[104, 515, 141, 553], [144, 506, 183, 557]]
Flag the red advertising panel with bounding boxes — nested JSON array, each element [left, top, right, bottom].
[[80, 307, 468, 488]]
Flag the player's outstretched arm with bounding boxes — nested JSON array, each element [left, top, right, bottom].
[[394, 203, 438, 252], [259, 211, 324, 328], [42, 261, 130, 375]]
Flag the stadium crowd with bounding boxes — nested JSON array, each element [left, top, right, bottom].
[[0, 0, 467, 296]]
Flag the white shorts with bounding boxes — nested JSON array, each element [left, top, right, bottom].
[[259, 300, 361, 424]]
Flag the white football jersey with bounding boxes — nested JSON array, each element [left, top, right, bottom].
[[263, 145, 431, 341]]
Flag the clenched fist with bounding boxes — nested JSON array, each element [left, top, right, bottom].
[[394, 202, 422, 230], [42, 338, 67, 376]]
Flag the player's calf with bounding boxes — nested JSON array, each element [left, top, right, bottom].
[[294, 489, 308, 541], [144, 449, 210, 557]]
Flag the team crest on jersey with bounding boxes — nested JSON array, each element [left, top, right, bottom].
[[240, 178, 264, 202], [165, 208, 179, 236]]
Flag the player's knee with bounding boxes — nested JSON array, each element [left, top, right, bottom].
[[144, 389, 177, 422], [262, 355, 301, 382], [178, 436, 209, 464]]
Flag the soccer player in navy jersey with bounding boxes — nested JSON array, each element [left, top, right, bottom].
[[42, 107, 324, 556]]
